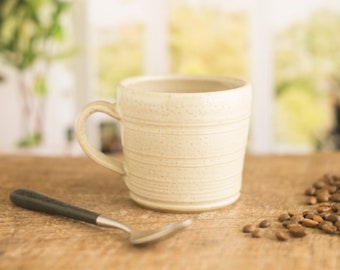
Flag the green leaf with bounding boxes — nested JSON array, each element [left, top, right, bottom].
[[17, 132, 42, 148], [0, 0, 72, 72], [33, 75, 47, 97], [49, 23, 63, 41]]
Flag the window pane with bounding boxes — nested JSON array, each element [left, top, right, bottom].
[[88, 0, 144, 99], [274, 5, 340, 151], [169, 1, 250, 79], [96, 23, 143, 98]]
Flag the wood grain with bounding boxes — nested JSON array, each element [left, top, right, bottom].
[[0, 153, 339, 270]]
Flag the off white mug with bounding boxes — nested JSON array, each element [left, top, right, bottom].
[[75, 75, 252, 212]]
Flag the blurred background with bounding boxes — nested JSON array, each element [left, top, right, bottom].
[[1, 0, 340, 156]]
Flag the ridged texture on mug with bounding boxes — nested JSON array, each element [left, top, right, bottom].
[[119, 77, 251, 212]]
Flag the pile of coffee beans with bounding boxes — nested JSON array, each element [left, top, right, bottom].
[[242, 174, 340, 241]]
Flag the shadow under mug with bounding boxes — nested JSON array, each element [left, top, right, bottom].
[[75, 75, 252, 212]]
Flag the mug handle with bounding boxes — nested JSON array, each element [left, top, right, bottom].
[[75, 100, 126, 175]]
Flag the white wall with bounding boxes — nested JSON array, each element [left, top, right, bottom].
[[0, 66, 22, 152]]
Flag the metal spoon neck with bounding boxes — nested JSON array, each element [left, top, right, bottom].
[[96, 215, 131, 233]]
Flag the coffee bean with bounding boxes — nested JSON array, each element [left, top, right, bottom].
[[320, 212, 330, 219], [259, 220, 271, 228], [251, 229, 261, 238], [286, 223, 302, 230], [328, 175, 338, 184], [316, 190, 330, 202], [318, 221, 333, 230], [301, 218, 319, 228], [335, 220, 340, 230], [304, 213, 315, 220], [302, 210, 314, 217], [321, 223, 337, 234], [288, 210, 298, 217], [330, 193, 340, 202], [325, 214, 339, 224], [288, 224, 307, 238], [290, 214, 304, 224], [278, 213, 291, 222], [317, 206, 331, 213], [331, 204, 339, 212], [281, 220, 291, 228], [305, 187, 316, 196], [242, 224, 256, 233], [324, 174, 331, 180], [306, 196, 317, 205], [275, 230, 289, 241], [319, 202, 331, 207], [328, 185, 338, 194], [314, 180, 326, 189], [312, 214, 324, 223]]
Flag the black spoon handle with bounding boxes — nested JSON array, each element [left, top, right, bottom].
[[10, 189, 99, 225]]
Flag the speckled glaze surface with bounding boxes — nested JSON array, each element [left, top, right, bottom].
[[75, 75, 252, 212]]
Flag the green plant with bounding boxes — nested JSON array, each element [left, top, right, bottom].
[[275, 9, 340, 149], [0, 0, 72, 147]]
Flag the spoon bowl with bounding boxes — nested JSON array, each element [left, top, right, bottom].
[[129, 219, 192, 244]]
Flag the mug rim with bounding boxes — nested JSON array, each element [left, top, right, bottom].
[[119, 74, 250, 95]]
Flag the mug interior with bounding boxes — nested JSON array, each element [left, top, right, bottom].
[[121, 76, 247, 94]]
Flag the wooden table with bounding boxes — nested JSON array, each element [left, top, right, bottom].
[[1, 153, 339, 270]]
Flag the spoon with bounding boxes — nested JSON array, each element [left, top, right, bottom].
[[10, 189, 191, 245]]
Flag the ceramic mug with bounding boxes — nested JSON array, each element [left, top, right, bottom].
[[75, 75, 252, 212]]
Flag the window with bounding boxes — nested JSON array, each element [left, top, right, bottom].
[[74, 0, 340, 154], [273, 2, 340, 152], [84, 0, 251, 153]]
